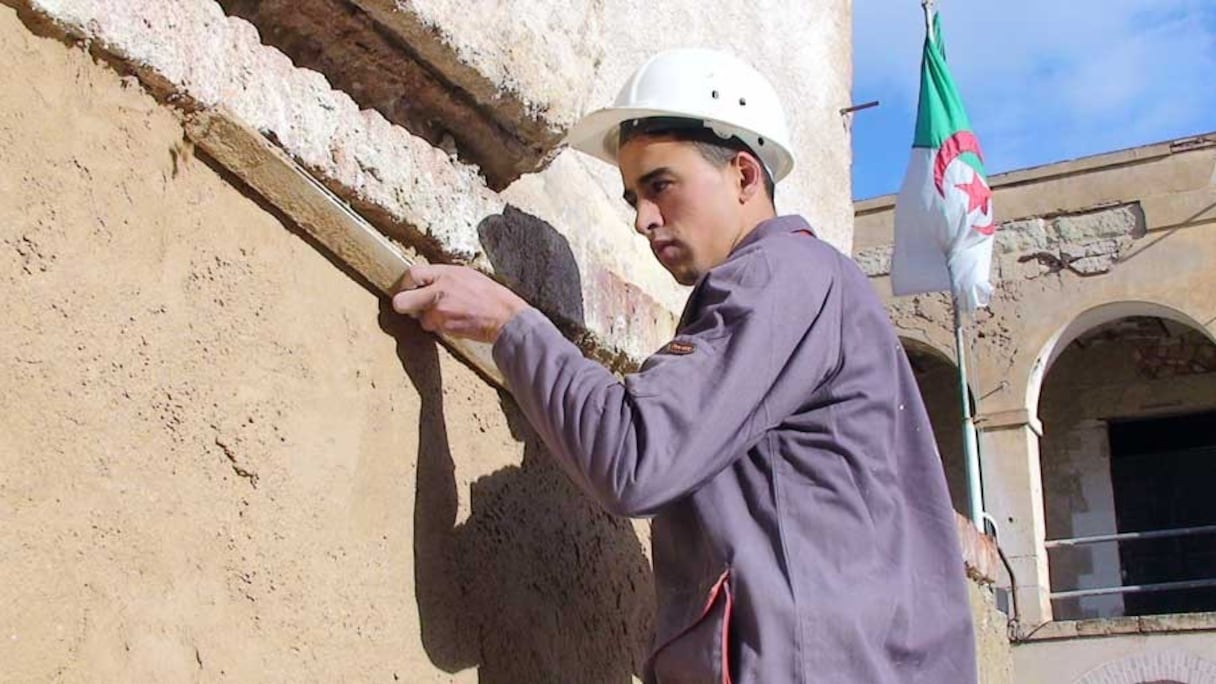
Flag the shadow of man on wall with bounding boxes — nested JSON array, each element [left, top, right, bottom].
[[476, 205, 588, 329], [378, 206, 654, 683]]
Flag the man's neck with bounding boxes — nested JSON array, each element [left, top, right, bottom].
[[729, 207, 779, 253]]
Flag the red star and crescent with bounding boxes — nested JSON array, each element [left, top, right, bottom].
[[933, 130, 996, 236], [954, 173, 991, 215]]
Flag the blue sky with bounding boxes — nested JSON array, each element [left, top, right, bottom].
[[851, 0, 1216, 200]]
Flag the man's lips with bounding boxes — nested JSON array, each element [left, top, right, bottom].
[[651, 239, 680, 263]]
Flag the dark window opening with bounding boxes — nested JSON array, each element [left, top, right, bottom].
[[1109, 410, 1216, 616]]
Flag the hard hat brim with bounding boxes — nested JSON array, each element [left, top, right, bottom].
[[563, 106, 794, 182], [564, 106, 677, 166]]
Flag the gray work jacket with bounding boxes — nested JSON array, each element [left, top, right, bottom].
[[493, 215, 977, 683]]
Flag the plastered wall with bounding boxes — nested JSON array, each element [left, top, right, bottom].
[[0, 9, 654, 680]]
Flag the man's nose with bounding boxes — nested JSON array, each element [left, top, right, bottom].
[[634, 199, 662, 236]]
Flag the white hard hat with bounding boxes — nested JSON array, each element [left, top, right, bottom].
[[565, 48, 795, 182]]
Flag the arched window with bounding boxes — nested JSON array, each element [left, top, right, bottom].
[[1037, 311, 1216, 620]]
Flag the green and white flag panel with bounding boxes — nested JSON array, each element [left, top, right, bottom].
[[892, 13, 995, 313]]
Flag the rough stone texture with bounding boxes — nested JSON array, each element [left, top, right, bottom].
[[993, 217, 1052, 256], [0, 13, 655, 680], [16, 0, 504, 261], [1025, 612, 1216, 641], [348, 0, 857, 251], [1012, 204, 1146, 279], [968, 582, 1014, 684], [215, 0, 551, 190], [1052, 204, 1148, 243], [349, 0, 575, 144], [207, 0, 855, 315], [8, 0, 683, 362], [860, 202, 1146, 283], [855, 242, 893, 277]]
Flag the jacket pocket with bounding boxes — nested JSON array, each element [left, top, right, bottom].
[[650, 569, 734, 684]]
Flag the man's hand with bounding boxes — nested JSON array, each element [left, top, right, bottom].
[[391, 264, 530, 344]]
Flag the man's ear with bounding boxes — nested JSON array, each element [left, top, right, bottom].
[[734, 151, 765, 204]]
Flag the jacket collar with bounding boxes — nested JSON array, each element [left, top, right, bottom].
[[731, 215, 816, 254]]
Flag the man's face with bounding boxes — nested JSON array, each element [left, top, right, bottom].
[[618, 136, 742, 286]]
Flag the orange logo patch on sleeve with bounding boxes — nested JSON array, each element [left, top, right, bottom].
[[663, 340, 696, 355]]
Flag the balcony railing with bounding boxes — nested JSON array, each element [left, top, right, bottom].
[[1045, 524, 1216, 601]]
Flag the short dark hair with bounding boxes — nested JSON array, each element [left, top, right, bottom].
[[619, 119, 776, 203]]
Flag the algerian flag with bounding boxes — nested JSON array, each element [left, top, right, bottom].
[[891, 13, 995, 312]]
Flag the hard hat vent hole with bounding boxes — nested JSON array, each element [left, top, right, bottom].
[[739, 97, 747, 106], [711, 90, 720, 99]]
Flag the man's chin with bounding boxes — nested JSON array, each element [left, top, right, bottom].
[[653, 255, 698, 286], [665, 266, 698, 287]]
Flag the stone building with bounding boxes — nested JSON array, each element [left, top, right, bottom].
[[5, 0, 1131, 680], [0, 1, 893, 682], [856, 133, 1216, 683]]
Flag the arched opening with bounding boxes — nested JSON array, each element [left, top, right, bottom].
[[901, 338, 975, 519], [1036, 306, 1216, 620], [1025, 301, 1214, 414]]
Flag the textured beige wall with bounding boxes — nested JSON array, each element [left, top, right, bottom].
[[968, 583, 1013, 684], [1014, 630, 1216, 683], [0, 8, 653, 680]]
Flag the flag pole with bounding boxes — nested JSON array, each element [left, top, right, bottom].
[[926, 0, 985, 531], [952, 290, 985, 530]]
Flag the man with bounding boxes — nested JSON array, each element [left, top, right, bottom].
[[393, 48, 976, 683]]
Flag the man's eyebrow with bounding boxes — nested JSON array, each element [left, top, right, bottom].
[[621, 167, 673, 206]]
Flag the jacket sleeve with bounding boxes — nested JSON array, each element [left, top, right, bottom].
[[491, 244, 842, 517]]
